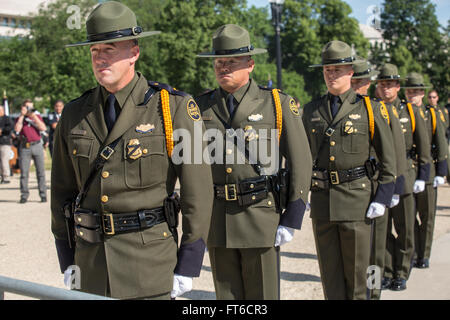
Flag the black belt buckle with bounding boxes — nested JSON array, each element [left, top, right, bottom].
[[102, 213, 115, 235], [325, 128, 335, 137], [330, 171, 340, 185], [100, 146, 115, 160], [225, 184, 237, 201]]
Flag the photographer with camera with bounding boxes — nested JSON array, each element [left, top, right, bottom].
[[14, 99, 47, 203]]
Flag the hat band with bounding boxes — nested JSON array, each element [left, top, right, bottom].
[[323, 56, 355, 65], [213, 45, 254, 56], [378, 75, 401, 80], [354, 68, 371, 77], [406, 83, 425, 87], [87, 26, 143, 42]]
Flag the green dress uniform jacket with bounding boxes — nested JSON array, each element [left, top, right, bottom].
[[195, 79, 312, 248], [51, 72, 214, 299], [422, 105, 449, 179], [302, 89, 397, 222]]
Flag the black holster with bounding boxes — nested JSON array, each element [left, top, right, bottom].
[[364, 158, 378, 179], [63, 201, 75, 249], [164, 192, 181, 245], [270, 168, 290, 213]]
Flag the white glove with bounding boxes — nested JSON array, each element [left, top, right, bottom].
[[171, 274, 193, 298], [274, 225, 295, 247], [366, 202, 386, 219], [433, 176, 445, 188], [389, 194, 400, 208], [413, 180, 426, 193], [64, 268, 73, 289]]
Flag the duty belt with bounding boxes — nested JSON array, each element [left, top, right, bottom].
[[74, 207, 166, 243], [311, 166, 369, 190], [214, 176, 272, 206]]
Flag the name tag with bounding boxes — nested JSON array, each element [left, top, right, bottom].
[[70, 129, 87, 136]]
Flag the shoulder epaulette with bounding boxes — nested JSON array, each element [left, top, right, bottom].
[[67, 88, 94, 105], [195, 88, 215, 99], [148, 81, 189, 97]]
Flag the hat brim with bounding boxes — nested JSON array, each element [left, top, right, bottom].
[[65, 31, 161, 48], [401, 86, 431, 89], [309, 59, 365, 68], [352, 70, 380, 79], [197, 48, 267, 58]]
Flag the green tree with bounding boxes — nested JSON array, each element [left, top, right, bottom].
[[278, 0, 369, 99], [380, 0, 449, 98]]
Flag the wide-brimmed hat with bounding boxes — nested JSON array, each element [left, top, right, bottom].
[[352, 59, 379, 79], [402, 72, 431, 89], [375, 63, 403, 81], [309, 40, 364, 68], [66, 1, 160, 48], [197, 24, 267, 58]]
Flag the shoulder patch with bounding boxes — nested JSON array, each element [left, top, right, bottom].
[[439, 109, 446, 123], [380, 103, 389, 121], [148, 81, 189, 97], [392, 106, 399, 119], [420, 108, 426, 120], [289, 98, 300, 116], [186, 98, 201, 121]]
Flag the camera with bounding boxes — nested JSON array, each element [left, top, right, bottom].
[[26, 106, 35, 113]]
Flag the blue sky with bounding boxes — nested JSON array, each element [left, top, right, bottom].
[[248, 0, 449, 27]]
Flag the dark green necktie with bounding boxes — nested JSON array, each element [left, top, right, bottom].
[[105, 94, 117, 133]]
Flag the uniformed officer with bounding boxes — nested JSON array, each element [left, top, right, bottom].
[[376, 65, 432, 291], [351, 60, 408, 299], [51, 1, 214, 299], [428, 90, 450, 183], [195, 24, 312, 300], [403, 73, 448, 269], [303, 41, 396, 300]]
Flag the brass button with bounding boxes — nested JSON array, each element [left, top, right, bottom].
[[79, 231, 84, 236], [72, 149, 77, 155], [226, 149, 233, 155], [102, 171, 110, 179], [354, 129, 358, 133], [300, 190, 303, 194], [250, 184, 254, 189], [268, 201, 272, 206], [77, 217, 82, 223], [101, 195, 109, 203], [330, 141, 336, 146], [312, 129, 316, 133], [252, 195, 256, 200], [142, 148, 148, 154], [163, 232, 168, 237], [226, 168, 233, 174], [362, 183, 366, 188], [313, 172, 317, 177], [330, 156, 335, 161]]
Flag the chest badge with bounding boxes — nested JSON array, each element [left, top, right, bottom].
[[127, 139, 143, 160], [187, 99, 201, 121], [348, 114, 361, 120], [344, 121, 354, 134], [248, 114, 263, 122], [136, 123, 155, 134]]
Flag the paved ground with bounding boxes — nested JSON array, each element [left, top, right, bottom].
[[1, 169, 449, 300]]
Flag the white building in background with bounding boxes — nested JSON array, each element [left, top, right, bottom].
[[0, 0, 48, 38], [359, 23, 386, 50]]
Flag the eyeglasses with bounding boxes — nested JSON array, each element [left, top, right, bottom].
[[428, 96, 438, 98]]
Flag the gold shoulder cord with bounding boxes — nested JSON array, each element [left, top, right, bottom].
[[430, 107, 437, 136], [271, 89, 283, 143], [160, 89, 174, 157], [379, 101, 390, 125], [406, 103, 416, 134], [363, 96, 375, 141]]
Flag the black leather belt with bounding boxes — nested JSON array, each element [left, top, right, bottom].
[[74, 207, 166, 243], [214, 176, 271, 206], [22, 140, 41, 148], [312, 166, 368, 189]]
